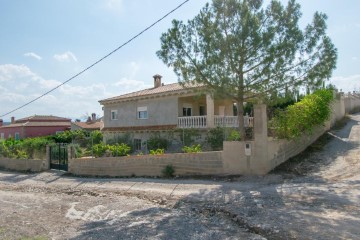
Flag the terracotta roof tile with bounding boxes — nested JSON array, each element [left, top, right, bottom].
[[1, 122, 71, 128], [16, 115, 71, 122], [72, 122, 101, 130], [99, 82, 203, 103]]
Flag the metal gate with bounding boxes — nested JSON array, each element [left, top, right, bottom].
[[50, 143, 68, 171]]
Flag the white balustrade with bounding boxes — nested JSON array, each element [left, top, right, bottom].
[[178, 115, 254, 128], [177, 116, 207, 128]]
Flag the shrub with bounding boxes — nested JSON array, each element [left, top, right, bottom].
[[162, 165, 175, 178], [271, 89, 334, 139], [149, 148, 165, 155], [177, 129, 200, 146], [147, 137, 168, 151], [182, 144, 202, 153], [206, 127, 224, 150], [226, 130, 241, 141], [91, 143, 131, 157]]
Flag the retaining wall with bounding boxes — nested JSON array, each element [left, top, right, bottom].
[[0, 157, 47, 172], [69, 151, 223, 177]]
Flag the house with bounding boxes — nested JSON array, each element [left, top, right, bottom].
[[99, 74, 253, 150], [71, 113, 102, 132], [0, 115, 71, 140]]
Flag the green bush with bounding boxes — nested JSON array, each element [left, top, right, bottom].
[[147, 137, 168, 151], [149, 148, 165, 155], [177, 129, 200, 146], [91, 143, 131, 157], [271, 89, 334, 139], [182, 144, 202, 153], [226, 130, 241, 141], [0, 137, 53, 159], [162, 165, 175, 178], [206, 127, 224, 150]]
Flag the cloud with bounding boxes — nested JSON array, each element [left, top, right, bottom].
[[53, 51, 78, 62], [24, 52, 42, 60], [113, 78, 151, 92], [351, 57, 358, 61], [330, 74, 360, 93], [0, 64, 36, 82], [104, 0, 123, 12], [0, 63, 111, 120]]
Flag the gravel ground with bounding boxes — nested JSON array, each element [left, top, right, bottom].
[[0, 113, 359, 240]]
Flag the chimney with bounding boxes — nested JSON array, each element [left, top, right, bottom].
[[86, 116, 92, 123], [153, 74, 162, 88], [11, 117, 15, 124], [91, 113, 96, 122], [0, 119, 3, 127]]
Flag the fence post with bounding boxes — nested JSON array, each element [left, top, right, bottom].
[[252, 104, 270, 174], [44, 145, 50, 170]]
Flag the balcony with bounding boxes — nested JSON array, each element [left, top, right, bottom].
[[177, 115, 254, 129]]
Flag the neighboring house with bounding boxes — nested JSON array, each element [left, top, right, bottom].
[[71, 113, 102, 132], [0, 115, 71, 140], [99, 74, 253, 149]]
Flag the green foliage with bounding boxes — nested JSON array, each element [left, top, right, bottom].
[[206, 127, 224, 150], [0, 136, 54, 159], [271, 89, 334, 139], [147, 136, 168, 151], [177, 129, 200, 146], [157, 0, 337, 136], [92, 143, 131, 157], [90, 130, 103, 145], [149, 148, 165, 155], [182, 144, 202, 153], [162, 165, 175, 178], [226, 130, 241, 141]]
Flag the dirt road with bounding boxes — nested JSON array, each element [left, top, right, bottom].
[[0, 113, 359, 239]]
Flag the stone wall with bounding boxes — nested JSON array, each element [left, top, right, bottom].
[[69, 151, 223, 177], [0, 158, 47, 172], [344, 93, 360, 114]]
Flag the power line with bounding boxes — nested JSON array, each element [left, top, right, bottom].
[[0, 0, 190, 118]]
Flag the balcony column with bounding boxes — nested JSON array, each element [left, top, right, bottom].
[[206, 94, 214, 128]]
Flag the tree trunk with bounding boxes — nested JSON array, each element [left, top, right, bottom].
[[237, 99, 246, 140]]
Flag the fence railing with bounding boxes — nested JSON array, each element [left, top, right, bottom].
[[177, 115, 254, 128], [178, 116, 207, 128]]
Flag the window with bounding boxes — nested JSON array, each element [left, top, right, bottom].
[[15, 132, 20, 140], [183, 107, 192, 116], [137, 106, 148, 119], [134, 139, 142, 151], [0, 133, 4, 139], [111, 110, 118, 120]]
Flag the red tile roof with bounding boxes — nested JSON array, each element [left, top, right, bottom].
[[1, 121, 71, 128], [72, 121, 101, 130], [16, 115, 71, 123], [99, 82, 203, 104], [1, 115, 71, 129]]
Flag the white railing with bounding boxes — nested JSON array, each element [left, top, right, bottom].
[[214, 116, 238, 127], [214, 116, 254, 128], [177, 116, 207, 128], [178, 115, 254, 128]]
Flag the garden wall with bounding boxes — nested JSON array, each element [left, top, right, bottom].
[[0, 157, 48, 172], [69, 151, 223, 177]]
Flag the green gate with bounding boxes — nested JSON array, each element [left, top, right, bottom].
[[50, 143, 68, 171]]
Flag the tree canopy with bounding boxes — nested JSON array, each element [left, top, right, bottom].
[[157, 0, 337, 138]]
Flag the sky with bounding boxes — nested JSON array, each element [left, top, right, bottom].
[[0, 0, 359, 122]]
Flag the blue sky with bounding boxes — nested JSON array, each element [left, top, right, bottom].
[[0, 0, 359, 121]]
